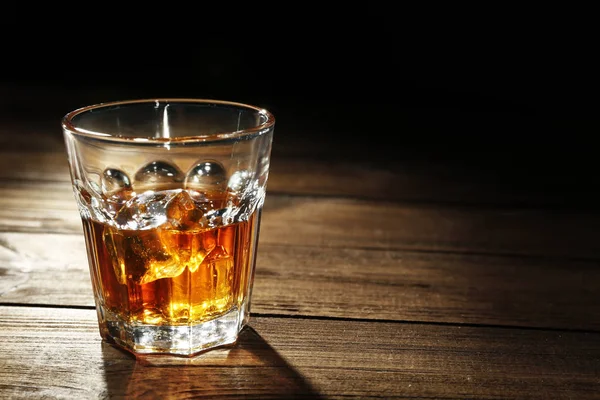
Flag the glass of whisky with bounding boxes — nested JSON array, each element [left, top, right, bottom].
[[62, 99, 275, 356]]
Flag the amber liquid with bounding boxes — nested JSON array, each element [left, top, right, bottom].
[[81, 200, 259, 327]]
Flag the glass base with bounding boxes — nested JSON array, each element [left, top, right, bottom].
[[96, 304, 247, 356]]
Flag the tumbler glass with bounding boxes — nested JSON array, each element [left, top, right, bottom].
[[62, 99, 275, 356]]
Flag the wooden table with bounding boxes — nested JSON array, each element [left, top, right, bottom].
[[1, 89, 599, 399]]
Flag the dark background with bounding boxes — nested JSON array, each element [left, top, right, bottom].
[[1, 9, 598, 209]]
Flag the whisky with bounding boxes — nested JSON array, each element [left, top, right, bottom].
[[63, 99, 275, 356], [80, 188, 260, 338]]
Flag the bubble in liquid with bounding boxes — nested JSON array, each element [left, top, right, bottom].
[[102, 168, 132, 194], [135, 161, 184, 184], [185, 161, 227, 190]]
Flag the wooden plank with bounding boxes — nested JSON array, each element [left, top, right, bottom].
[[0, 149, 596, 208], [0, 151, 422, 203], [0, 152, 70, 182], [1, 306, 599, 399], [2, 180, 600, 259], [3, 85, 600, 210], [0, 151, 426, 204], [2, 231, 600, 330]]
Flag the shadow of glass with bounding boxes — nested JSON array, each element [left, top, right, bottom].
[[100, 326, 324, 399]]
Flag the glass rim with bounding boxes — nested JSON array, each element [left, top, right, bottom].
[[61, 98, 275, 144]]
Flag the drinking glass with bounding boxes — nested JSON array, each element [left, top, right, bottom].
[[62, 99, 275, 356]]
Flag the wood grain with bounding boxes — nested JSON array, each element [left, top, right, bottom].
[[3, 86, 600, 400], [0, 148, 593, 208], [2, 231, 599, 330], [2, 180, 600, 259], [1, 306, 599, 399]]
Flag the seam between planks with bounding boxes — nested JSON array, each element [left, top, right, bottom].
[[1, 303, 599, 335]]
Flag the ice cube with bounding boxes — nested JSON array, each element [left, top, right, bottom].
[[186, 231, 217, 273], [114, 190, 176, 230], [103, 228, 127, 285], [227, 170, 253, 195], [203, 207, 230, 227], [99, 169, 134, 216], [134, 161, 184, 185], [103, 189, 135, 218], [101, 226, 181, 285], [185, 161, 227, 191], [128, 229, 185, 284], [200, 245, 234, 308], [155, 227, 217, 274], [164, 190, 203, 230], [226, 170, 261, 222]]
